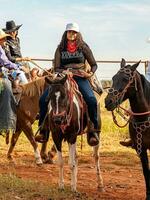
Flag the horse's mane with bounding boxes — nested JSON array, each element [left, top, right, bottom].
[[140, 73, 150, 105], [21, 77, 46, 97]]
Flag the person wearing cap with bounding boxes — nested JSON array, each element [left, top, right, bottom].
[[0, 28, 18, 132], [35, 22, 99, 146], [3, 20, 29, 83]]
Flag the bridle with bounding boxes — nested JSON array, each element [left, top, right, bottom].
[[108, 67, 150, 155], [108, 67, 137, 127], [51, 75, 77, 133]]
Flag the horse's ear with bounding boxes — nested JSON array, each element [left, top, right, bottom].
[[45, 76, 53, 84], [131, 60, 141, 71], [59, 74, 67, 85], [121, 58, 126, 68]]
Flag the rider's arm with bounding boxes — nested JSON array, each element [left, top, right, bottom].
[[83, 43, 98, 74], [0, 46, 19, 70], [4, 44, 16, 63], [54, 46, 64, 73]]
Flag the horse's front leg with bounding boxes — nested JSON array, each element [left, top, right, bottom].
[[68, 143, 78, 192], [93, 145, 104, 192], [57, 149, 64, 190], [52, 133, 64, 189], [40, 143, 56, 164], [7, 130, 21, 161], [22, 124, 43, 166], [139, 149, 150, 200]]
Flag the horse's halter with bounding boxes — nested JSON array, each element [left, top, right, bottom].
[[108, 67, 137, 128], [51, 75, 76, 133], [108, 67, 137, 106], [50, 85, 68, 127]]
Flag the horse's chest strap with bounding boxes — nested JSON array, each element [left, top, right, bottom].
[[132, 118, 150, 155]]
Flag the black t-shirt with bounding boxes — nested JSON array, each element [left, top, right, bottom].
[[54, 43, 97, 73], [61, 49, 85, 66]]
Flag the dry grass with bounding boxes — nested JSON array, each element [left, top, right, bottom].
[[0, 92, 138, 200]]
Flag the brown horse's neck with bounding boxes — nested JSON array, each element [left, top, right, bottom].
[[18, 77, 47, 123]]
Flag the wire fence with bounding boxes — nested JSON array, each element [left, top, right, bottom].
[[30, 58, 148, 80]]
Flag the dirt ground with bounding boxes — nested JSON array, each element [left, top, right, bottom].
[[0, 149, 146, 200]]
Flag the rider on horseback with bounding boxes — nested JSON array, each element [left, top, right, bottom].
[[35, 22, 100, 146], [3, 20, 30, 84], [0, 28, 23, 132]]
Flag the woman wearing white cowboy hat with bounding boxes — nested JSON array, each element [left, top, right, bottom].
[[35, 22, 100, 146]]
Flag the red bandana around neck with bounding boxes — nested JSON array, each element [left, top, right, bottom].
[[67, 41, 77, 53]]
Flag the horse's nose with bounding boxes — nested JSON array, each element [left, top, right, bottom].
[[54, 117, 62, 125], [105, 98, 113, 109]]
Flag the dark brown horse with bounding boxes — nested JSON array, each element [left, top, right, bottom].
[[7, 77, 53, 165], [105, 59, 150, 200], [45, 73, 104, 192]]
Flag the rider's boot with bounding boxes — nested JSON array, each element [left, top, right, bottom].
[[120, 138, 133, 147], [35, 128, 49, 143], [35, 118, 49, 143], [87, 122, 99, 146]]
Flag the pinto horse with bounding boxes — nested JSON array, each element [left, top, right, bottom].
[[7, 77, 54, 165], [105, 58, 150, 200], [45, 73, 104, 192]]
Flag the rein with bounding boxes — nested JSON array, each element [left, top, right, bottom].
[[109, 68, 150, 127], [110, 67, 136, 127], [118, 105, 150, 116], [112, 104, 150, 128], [52, 75, 77, 133], [29, 60, 52, 76]]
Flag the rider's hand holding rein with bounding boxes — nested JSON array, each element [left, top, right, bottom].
[[78, 70, 93, 78], [63, 70, 73, 77], [16, 57, 31, 62]]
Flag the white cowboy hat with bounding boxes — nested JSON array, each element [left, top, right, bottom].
[[0, 29, 10, 40], [65, 22, 79, 32]]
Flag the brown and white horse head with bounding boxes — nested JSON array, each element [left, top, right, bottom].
[[105, 58, 141, 111], [45, 74, 69, 126], [89, 74, 103, 96]]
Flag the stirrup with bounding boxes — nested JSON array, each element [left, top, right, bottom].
[[35, 133, 47, 143], [120, 139, 132, 147], [88, 132, 99, 147]]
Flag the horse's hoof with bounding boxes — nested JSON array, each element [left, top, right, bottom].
[[71, 188, 77, 193], [43, 158, 54, 164], [7, 154, 13, 160], [98, 186, 105, 192], [36, 159, 43, 166], [58, 187, 64, 191]]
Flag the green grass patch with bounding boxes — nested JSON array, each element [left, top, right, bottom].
[[0, 174, 92, 200]]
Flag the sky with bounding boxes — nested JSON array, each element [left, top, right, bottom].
[[1, 0, 150, 79]]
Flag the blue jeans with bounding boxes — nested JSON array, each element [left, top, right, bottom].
[[39, 77, 98, 129], [74, 77, 98, 129], [39, 88, 49, 126]]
